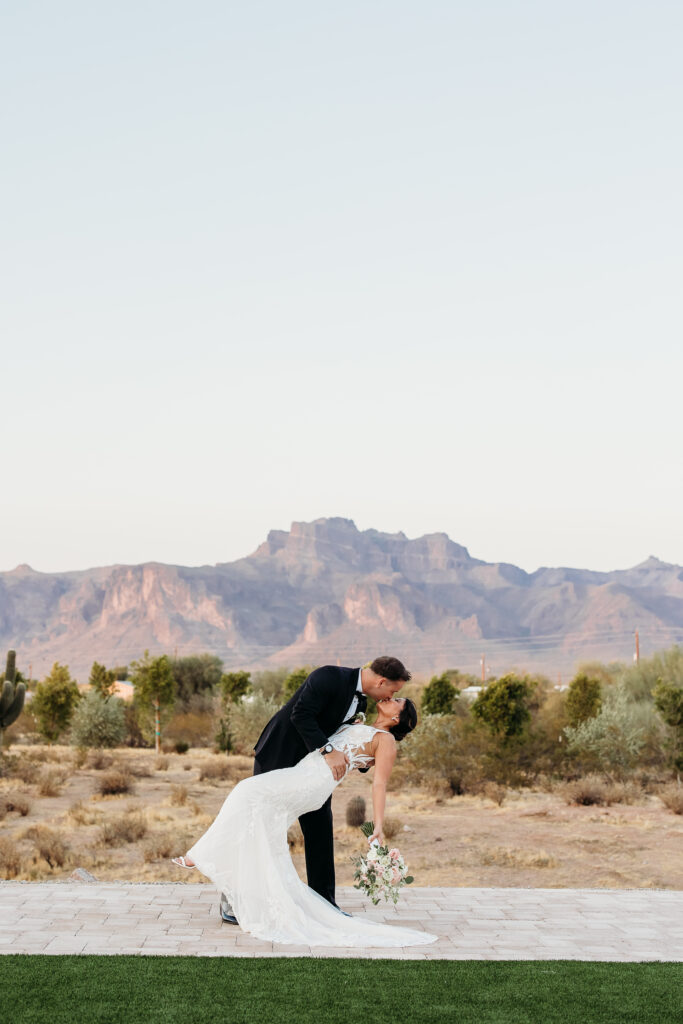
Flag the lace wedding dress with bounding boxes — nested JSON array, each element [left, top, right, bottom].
[[186, 722, 437, 947]]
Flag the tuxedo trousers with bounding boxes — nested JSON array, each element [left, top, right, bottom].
[[253, 756, 336, 906]]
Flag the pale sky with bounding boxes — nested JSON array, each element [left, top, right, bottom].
[[2, 1, 681, 575]]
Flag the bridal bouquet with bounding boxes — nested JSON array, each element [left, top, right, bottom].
[[352, 821, 414, 906]]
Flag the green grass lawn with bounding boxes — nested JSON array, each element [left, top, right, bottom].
[[3, 956, 680, 1024]]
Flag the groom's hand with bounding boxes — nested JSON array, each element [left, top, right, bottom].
[[323, 749, 348, 781]]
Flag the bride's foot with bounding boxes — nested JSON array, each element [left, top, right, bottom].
[[171, 855, 196, 869]]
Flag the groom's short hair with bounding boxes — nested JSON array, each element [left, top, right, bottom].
[[370, 656, 411, 682]]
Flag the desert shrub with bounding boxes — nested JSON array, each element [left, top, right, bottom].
[[228, 694, 280, 755], [170, 784, 188, 806], [198, 759, 234, 783], [155, 756, 170, 771], [559, 774, 643, 806], [345, 795, 366, 827], [563, 685, 646, 774], [11, 756, 41, 785], [69, 691, 126, 749], [101, 809, 147, 845], [481, 781, 507, 806], [68, 800, 102, 826], [24, 825, 69, 867], [383, 817, 402, 840], [287, 821, 304, 850], [36, 768, 68, 796], [88, 750, 114, 770], [250, 667, 289, 702], [183, 763, 193, 771], [0, 836, 23, 878], [658, 783, 683, 814], [3, 793, 31, 816], [126, 760, 152, 778], [402, 714, 485, 795], [142, 832, 182, 862], [481, 846, 558, 869], [165, 711, 214, 749], [174, 741, 190, 755], [96, 769, 134, 796]]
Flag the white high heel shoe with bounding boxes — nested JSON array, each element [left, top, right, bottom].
[[171, 856, 196, 869]]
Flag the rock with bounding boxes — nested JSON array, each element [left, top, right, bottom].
[[70, 867, 98, 882]]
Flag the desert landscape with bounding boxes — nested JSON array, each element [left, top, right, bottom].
[[1, 744, 681, 892]]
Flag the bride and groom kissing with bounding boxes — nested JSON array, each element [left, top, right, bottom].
[[172, 656, 437, 947]]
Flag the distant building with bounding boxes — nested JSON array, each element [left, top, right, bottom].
[[460, 685, 483, 701]]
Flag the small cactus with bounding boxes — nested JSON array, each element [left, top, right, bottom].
[[345, 795, 366, 827], [0, 649, 26, 751]]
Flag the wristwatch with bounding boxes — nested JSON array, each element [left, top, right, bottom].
[[321, 743, 334, 755]]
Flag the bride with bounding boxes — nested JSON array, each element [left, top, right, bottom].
[[172, 696, 436, 947]]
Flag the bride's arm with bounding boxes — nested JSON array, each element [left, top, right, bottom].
[[368, 733, 397, 844]]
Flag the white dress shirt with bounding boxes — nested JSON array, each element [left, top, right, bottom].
[[343, 668, 364, 723]]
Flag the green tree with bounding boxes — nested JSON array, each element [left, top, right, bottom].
[[421, 672, 459, 715], [250, 667, 290, 701], [565, 673, 602, 727], [220, 671, 252, 705], [170, 654, 223, 708], [653, 678, 683, 771], [214, 671, 252, 754], [70, 690, 126, 748], [88, 661, 117, 699], [282, 667, 311, 703], [31, 663, 81, 743], [471, 674, 533, 741], [130, 651, 175, 753]]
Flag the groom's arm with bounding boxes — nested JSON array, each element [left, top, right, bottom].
[[289, 667, 336, 752]]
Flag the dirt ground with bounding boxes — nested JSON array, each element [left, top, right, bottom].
[[1, 745, 681, 890]]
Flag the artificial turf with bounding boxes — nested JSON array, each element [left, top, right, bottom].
[[3, 956, 680, 1024]]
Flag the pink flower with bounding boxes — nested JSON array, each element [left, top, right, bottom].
[[390, 849, 400, 860], [391, 867, 401, 883]]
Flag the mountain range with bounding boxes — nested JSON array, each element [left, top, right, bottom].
[[2, 517, 682, 681]]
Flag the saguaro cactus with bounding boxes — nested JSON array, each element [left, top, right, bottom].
[[0, 649, 26, 751]]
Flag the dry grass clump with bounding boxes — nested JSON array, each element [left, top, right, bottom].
[[198, 759, 234, 784], [142, 833, 174, 863], [169, 784, 189, 806], [0, 836, 23, 878], [88, 751, 114, 771], [481, 782, 507, 806], [287, 821, 304, 851], [383, 818, 403, 840], [68, 800, 103, 826], [481, 845, 558, 869], [101, 808, 147, 846], [11, 757, 42, 785], [657, 783, 683, 815], [36, 768, 69, 797], [127, 761, 152, 779], [2, 793, 32, 817], [22, 825, 69, 867], [96, 769, 134, 796], [155, 756, 170, 771], [561, 775, 644, 807]]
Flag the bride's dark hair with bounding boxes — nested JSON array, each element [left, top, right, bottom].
[[388, 698, 417, 741]]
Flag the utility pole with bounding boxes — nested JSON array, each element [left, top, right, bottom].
[[480, 653, 486, 683], [634, 629, 640, 664]]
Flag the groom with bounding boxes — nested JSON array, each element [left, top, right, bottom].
[[219, 655, 411, 923]]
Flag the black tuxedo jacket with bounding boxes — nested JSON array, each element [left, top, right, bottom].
[[253, 665, 361, 773]]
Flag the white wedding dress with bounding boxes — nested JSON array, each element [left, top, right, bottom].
[[186, 722, 437, 947]]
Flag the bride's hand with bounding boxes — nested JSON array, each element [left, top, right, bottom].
[[367, 827, 384, 845]]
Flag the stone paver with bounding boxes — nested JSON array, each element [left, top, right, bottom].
[[0, 883, 680, 960]]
